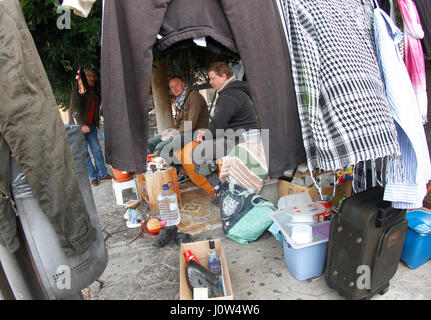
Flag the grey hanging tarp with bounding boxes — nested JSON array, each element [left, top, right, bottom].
[[101, 0, 305, 178], [414, 0, 431, 58]]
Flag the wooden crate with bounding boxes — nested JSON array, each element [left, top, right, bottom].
[[141, 167, 182, 213]]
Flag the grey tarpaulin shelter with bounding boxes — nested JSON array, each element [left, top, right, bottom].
[[414, 0, 431, 57], [101, 0, 306, 178]]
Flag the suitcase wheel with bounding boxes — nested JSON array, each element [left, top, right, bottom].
[[379, 286, 389, 296]]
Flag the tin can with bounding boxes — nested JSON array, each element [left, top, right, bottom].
[[184, 250, 201, 264], [315, 195, 332, 222]]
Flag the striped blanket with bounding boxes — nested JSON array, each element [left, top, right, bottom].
[[219, 140, 269, 193]]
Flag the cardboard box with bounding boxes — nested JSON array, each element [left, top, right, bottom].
[[180, 239, 233, 300], [278, 178, 352, 208]]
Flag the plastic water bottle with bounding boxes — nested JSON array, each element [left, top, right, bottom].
[[158, 182, 180, 226]]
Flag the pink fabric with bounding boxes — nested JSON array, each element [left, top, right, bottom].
[[399, 0, 428, 123]]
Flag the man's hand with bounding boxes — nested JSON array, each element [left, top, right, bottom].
[[195, 130, 206, 144], [81, 125, 90, 134]]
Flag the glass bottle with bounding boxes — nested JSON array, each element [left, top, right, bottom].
[[208, 240, 221, 273]]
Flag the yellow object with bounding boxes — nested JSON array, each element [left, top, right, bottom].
[[147, 218, 161, 231], [336, 169, 344, 179], [344, 166, 353, 177]]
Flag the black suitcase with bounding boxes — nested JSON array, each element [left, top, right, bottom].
[[325, 187, 408, 300]]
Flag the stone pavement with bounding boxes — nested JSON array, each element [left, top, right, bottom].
[[85, 174, 431, 300]]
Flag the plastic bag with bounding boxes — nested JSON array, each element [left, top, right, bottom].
[[219, 182, 277, 244]]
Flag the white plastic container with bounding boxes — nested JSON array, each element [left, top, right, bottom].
[[291, 225, 313, 245], [158, 183, 180, 226], [274, 193, 326, 224]]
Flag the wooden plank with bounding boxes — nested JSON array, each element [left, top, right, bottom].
[[135, 173, 147, 202]]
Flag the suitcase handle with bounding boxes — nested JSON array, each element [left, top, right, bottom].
[[375, 200, 403, 228]]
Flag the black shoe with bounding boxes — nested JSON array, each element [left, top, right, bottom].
[[175, 232, 192, 245], [152, 225, 178, 247], [99, 174, 113, 182]]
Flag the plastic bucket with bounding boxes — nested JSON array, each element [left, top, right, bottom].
[[401, 210, 431, 269], [112, 168, 133, 182]]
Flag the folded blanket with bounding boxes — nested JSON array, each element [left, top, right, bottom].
[[219, 140, 268, 193]]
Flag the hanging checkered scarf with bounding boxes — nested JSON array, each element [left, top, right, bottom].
[[277, 0, 400, 176]]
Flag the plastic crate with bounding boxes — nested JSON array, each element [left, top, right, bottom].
[[283, 239, 328, 281], [400, 210, 431, 269]]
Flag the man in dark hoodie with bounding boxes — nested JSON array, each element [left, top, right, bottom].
[[192, 62, 258, 190]]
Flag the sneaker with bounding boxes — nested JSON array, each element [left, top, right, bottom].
[[91, 179, 99, 187], [99, 174, 113, 182]]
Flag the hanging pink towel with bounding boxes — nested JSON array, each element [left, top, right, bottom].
[[399, 0, 428, 123]]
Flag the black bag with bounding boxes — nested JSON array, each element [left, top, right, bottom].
[[325, 187, 408, 300], [219, 182, 277, 244]]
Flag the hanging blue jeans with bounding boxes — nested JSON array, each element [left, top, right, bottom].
[[83, 124, 108, 181]]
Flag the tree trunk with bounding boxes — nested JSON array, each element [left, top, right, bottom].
[[151, 59, 173, 134], [67, 108, 74, 125]]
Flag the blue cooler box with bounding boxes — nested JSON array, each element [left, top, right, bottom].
[[401, 210, 431, 269]]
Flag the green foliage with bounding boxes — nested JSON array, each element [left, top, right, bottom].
[[20, 0, 102, 108]]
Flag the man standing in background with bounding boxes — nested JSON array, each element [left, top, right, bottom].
[[70, 68, 112, 186]]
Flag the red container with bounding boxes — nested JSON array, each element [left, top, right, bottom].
[[141, 220, 162, 235], [112, 168, 133, 182], [315, 195, 332, 222], [184, 250, 201, 264]]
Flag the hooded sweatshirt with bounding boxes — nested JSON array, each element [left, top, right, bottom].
[[208, 80, 258, 138]]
